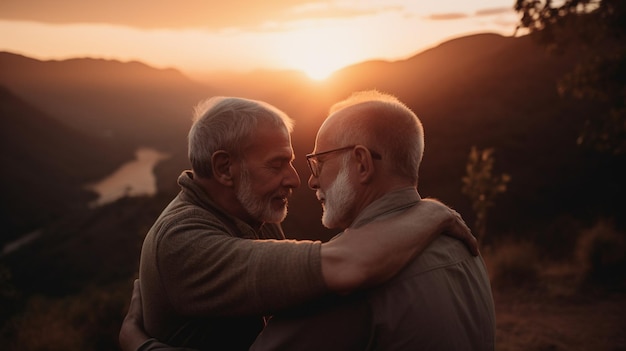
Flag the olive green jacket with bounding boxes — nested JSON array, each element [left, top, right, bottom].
[[139, 171, 327, 351]]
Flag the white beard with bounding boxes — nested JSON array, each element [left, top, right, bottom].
[[237, 166, 288, 223], [320, 164, 356, 228]]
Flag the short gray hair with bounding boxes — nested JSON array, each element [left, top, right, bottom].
[[188, 96, 294, 178], [328, 90, 424, 184]]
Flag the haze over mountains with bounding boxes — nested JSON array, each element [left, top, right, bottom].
[[1, 32, 624, 254]]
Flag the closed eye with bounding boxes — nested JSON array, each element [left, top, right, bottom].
[[268, 158, 293, 171]]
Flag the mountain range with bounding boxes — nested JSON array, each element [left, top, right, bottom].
[[0, 33, 624, 295]]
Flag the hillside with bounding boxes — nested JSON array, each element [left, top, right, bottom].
[[0, 86, 130, 240], [0, 52, 211, 150], [1, 33, 624, 243]]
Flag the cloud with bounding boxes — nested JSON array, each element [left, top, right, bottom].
[[0, 0, 318, 30], [426, 13, 469, 21], [426, 6, 514, 21], [289, 2, 401, 20], [475, 7, 515, 17], [0, 0, 418, 32]]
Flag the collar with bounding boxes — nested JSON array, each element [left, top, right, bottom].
[[177, 170, 271, 239], [349, 187, 421, 229]]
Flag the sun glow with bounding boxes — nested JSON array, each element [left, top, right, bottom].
[[271, 20, 372, 81], [298, 59, 344, 80]]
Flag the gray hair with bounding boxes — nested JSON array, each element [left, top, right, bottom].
[[188, 96, 294, 178], [328, 90, 424, 184]]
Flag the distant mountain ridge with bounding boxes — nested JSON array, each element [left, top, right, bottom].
[[0, 52, 211, 149], [0, 32, 623, 248]]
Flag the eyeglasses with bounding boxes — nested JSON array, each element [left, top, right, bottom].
[[306, 145, 382, 177]]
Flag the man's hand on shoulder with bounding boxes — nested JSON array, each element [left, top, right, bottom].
[[320, 197, 477, 293], [419, 198, 478, 255]]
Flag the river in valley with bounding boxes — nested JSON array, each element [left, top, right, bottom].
[[2, 147, 170, 256], [85, 147, 170, 207]]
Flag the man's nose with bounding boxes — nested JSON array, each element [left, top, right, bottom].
[[285, 164, 301, 189], [307, 174, 319, 190]]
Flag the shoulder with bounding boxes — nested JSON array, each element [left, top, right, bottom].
[[382, 236, 476, 284], [142, 197, 234, 258]]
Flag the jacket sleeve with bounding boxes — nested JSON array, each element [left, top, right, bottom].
[[154, 214, 328, 317]]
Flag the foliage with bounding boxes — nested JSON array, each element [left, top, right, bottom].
[[0, 264, 20, 323], [530, 215, 587, 260], [1, 281, 131, 351], [484, 218, 626, 295], [515, 0, 626, 154], [575, 219, 626, 289], [461, 146, 511, 246], [487, 240, 540, 290]]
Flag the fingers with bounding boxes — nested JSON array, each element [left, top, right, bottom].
[[132, 279, 141, 299], [424, 198, 479, 256], [127, 279, 143, 322], [120, 279, 149, 351], [451, 209, 479, 256], [465, 231, 480, 256]]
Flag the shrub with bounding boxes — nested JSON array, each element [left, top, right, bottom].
[[2, 280, 131, 351], [532, 214, 586, 260], [488, 240, 540, 291], [575, 219, 626, 290]]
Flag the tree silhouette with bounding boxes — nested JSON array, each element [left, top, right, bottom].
[[515, 0, 626, 154], [462, 147, 511, 248]]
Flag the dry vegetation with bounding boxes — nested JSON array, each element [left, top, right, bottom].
[[485, 220, 626, 351]]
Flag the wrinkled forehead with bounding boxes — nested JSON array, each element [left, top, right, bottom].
[[245, 122, 293, 157]]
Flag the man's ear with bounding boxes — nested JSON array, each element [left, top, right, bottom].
[[212, 150, 235, 186], [353, 146, 375, 184]]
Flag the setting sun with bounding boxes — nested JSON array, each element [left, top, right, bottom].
[[298, 59, 343, 80], [272, 20, 379, 81]]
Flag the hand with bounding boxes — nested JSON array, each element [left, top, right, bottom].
[[422, 198, 479, 256], [119, 279, 150, 351], [321, 197, 477, 293]]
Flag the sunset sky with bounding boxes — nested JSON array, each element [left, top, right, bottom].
[[0, 1, 521, 80]]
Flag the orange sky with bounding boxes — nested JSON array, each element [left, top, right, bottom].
[[0, 1, 521, 80]]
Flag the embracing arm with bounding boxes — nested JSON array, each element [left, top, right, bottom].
[[119, 280, 199, 351], [320, 198, 477, 293], [119, 200, 478, 351]]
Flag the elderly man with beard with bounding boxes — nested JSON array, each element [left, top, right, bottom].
[[248, 90, 497, 350], [121, 96, 478, 351]]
